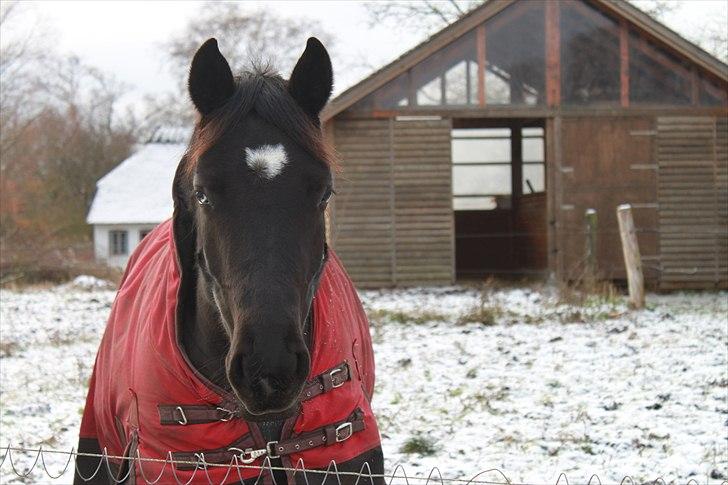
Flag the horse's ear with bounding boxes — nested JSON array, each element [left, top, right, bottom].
[[188, 38, 235, 115], [288, 37, 333, 122]]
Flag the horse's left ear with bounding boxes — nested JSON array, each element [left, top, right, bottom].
[[288, 37, 333, 122]]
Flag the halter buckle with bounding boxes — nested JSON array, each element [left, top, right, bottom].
[[266, 441, 280, 460], [335, 422, 353, 442], [329, 367, 345, 388]]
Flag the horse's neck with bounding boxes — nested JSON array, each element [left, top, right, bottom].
[[180, 276, 231, 390]]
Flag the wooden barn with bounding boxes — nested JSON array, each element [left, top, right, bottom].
[[322, 0, 728, 290]]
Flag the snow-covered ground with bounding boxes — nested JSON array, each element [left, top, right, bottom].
[[0, 277, 726, 484]]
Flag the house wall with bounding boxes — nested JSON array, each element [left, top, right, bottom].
[[93, 223, 159, 269]]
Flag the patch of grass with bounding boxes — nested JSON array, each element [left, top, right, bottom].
[[0, 340, 21, 357], [367, 308, 447, 325], [458, 304, 503, 325], [400, 435, 437, 456]]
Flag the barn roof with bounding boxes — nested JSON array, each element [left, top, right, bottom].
[[322, 0, 728, 120], [86, 127, 191, 225]]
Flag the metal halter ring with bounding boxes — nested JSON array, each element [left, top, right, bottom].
[[228, 447, 267, 464], [329, 367, 345, 388], [175, 406, 188, 426], [266, 441, 281, 460], [216, 407, 236, 422], [335, 422, 353, 442]]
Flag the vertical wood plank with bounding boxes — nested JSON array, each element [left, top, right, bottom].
[[388, 117, 396, 285], [691, 67, 700, 106], [620, 19, 629, 107], [545, 0, 561, 107], [617, 204, 645, 308], [545, 118, 558, 279], [477, 24, 486, 106]]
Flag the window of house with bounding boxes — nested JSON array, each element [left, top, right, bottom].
[[452, 128, 512, 210], [139, 229, 151, 240], [109, 230, 128, 256]]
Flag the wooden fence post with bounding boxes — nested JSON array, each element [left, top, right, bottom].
[[616, 204, 645, 309], [585, 208, 597, 286]]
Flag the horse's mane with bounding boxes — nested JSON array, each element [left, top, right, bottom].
[[185, 66, 337, 174]]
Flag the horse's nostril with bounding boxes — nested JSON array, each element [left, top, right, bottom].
[[257, 376, 275, 397]]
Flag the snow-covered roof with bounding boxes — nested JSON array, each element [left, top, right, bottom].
[[87, 129, 191, 225]]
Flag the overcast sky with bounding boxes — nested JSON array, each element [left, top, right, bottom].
[[11, 0, 728, 113]]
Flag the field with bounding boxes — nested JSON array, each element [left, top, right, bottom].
[[0, 277, 726, 484]]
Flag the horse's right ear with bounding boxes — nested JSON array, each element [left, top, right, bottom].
[[188, 38, 235, 115]]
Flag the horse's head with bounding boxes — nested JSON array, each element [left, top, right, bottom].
[[172, 38, 335, 416]]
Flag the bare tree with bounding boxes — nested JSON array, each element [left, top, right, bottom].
[[139, 2, 334, 133], [1, 5, 137, 270], [364, 0, 482, 35], [165, 2, 333, 77]]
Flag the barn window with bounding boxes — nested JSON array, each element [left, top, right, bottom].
[[109, 230, 128, 256], [485, 1, 546, 105], [629, 30, 691, 105], [452, 128, 512, 210], [560, 1, 620, 105], [522, 127, 545, 193]]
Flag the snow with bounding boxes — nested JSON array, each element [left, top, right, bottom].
[[86, 142, 187, 225], [1, 282, 726, 484]]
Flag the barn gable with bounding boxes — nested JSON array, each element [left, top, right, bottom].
[[325, 0, 727, 119], [325, 0, 727, 289]]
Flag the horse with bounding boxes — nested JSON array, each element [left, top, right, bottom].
[[75, 37, 384, 485]]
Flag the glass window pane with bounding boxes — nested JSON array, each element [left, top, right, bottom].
[[560, 1, 620, 105], [445, 60, 469, 105], [485, 1, 546, 105], [350, 72, 409, 111], [523, 164, 545, 193], [453, 196, 497, 210], [453, 165, 511, 195], [629, 30, 691, 105], [452, 137, 511, 163], [523, 137, 544, 162], [699, 76, 728, 107], [416, 77, 441, 105]]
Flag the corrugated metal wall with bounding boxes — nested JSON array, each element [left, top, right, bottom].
[[331, 118, 454, 287], [657, 116, 728, 289]]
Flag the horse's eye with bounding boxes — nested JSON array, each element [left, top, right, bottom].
[[320, 187, 334, 208], [194, 190, 210, 206]]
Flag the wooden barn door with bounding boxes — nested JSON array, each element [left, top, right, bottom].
[[656, 116, 728, 289], [392, 118, 454, 285], [556, 117, 659, 282], [331, 118, 454, 287], [330, 119, 394, 287]]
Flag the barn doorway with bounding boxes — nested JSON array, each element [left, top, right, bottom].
[[452, 119, 548, 280]]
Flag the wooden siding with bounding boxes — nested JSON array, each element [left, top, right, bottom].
[[331, 118, 454, 287], [657, 116, 728, 289], [557, 117, 659, 282]]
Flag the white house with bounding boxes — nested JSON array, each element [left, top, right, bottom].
[[87, 127, 190, 268]]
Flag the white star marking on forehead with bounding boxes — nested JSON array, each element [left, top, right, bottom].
[[244, 144, 288, 180]]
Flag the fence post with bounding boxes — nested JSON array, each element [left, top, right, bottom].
[[616, 204, 645, 309], [585, 208, 597, 286]]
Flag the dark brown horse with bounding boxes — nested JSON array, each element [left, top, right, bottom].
[[75, 38, 383, 485]]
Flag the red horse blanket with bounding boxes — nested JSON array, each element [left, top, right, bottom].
[[79, 219, 381, 483]]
